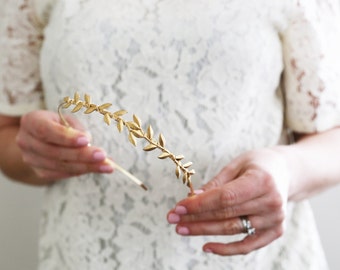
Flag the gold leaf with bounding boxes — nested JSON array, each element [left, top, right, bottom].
[[126, 121, 140, 130], [189, 169, 195, 175], [62, 102, 72, 108], [131, 129, 144, 138], [175, 166, 181, 178], [175, 155, 185, 161], [143, 144, 157, 151], [98, 103, 112, 111], [182, 173, 188, 184], [128, 132, 137, 146], [117, 119, 124, 132], [113, 110, 128, 117], [133, 114, 141, 128], [146, 125, 154, 140], [74, 92, 80, 103], [71, 102, 83, 112], [84, 105, 97, 114], [84, 94, 91, 104], [159, 133, 166, 147], [58, 91, 196, 193], [104, 113, 111, 125], [183, 162, 193, 168], [63, 96, 71, 103], [158, 152, 171, 159]]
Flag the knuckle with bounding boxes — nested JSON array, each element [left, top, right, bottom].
[[206, 178, 220, 189], [195, 198, 206, 213], [261, 171, 275, 191], [224, 205, 238, 218], [220, 188, 237, 207], [225, 218, 242, 234], [59, 161, 87, 175], [35, 122, 49, 140], [213, 207, 238, 221], [247, 166, 274, 188], [268, 194, 283, 211], [16, 134, 27, 150], [59, 161, 74, 173], [210, 173, 227, 188], [246, 167, 275, 191]]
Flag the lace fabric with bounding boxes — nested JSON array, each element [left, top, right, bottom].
[[0, 0, 45, 115], [282, 0, 340, 132], [1, 0, 339, 269]]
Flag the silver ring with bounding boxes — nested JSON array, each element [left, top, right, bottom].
[[240, 216, 256, 236]]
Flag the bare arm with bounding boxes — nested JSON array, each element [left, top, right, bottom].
[[0, 115, 37, 184], [281, 127, 340, 201], [167, 127, 340, 256]]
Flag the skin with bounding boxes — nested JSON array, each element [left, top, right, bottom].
[[1, 110, 340, 256], [0, 110, 114, 186], [167, 128, 340, 255]]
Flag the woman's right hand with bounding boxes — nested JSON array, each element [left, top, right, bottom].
[[15, 110, 114, 183]]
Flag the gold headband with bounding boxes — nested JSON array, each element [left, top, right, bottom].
[[58, 92, 195, 195]]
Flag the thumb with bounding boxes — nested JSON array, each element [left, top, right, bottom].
[[60, 114, 92, 142]]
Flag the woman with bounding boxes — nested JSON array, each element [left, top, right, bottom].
[[1, 0, 340, 269]]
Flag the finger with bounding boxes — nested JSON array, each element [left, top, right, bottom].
[[20, 111, 90, 147], [174, 169, 272, 214], [175, 217, 241, 236], [63, 114, 89, 133], [202, 227, 283, 256], [18, 131, 107, 162], [23, 152, 114, 176], [168, 192, 283, 223], [202, 161, 241, 191], [32, 168, 74, 183], [174, 213, 284, 236]]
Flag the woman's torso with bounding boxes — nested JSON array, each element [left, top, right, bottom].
[[35, 0, 327, 269]]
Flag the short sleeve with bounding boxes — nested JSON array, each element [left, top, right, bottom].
[[0, 0, 45, 116], [282, 0, 340, 133]]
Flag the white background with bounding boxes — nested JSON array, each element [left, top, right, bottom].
[[0, 172, 339, 270]]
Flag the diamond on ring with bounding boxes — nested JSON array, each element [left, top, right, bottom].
[[240, 216, 256, 236]]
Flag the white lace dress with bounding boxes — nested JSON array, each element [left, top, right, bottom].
[[1, 0, 340, 269]]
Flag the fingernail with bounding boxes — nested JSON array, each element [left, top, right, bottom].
[[204, 248, 213, 253], [99, 164, 113, 173], [177, 226, 189, 235], [93, 151, 106, 161], [175, 205, 187, 215], [168, 213, 180, 224], [194, 189, 204, 195], [77, 136, 90, 146]]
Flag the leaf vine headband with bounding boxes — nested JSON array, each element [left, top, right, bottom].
[[58, 92, 195, 196]]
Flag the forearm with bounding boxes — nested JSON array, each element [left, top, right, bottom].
[[276, 127, 340, 201], [0, 125, 44, 185]]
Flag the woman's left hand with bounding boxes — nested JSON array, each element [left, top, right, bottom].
[[167, 148, 292, 256]]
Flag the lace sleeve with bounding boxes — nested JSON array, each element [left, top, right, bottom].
[[282, 0, 340, 133], [0, 0, 45, 116]]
